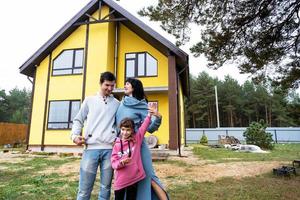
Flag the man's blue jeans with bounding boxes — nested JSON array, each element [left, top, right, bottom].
[[77, 149, 113, 200]]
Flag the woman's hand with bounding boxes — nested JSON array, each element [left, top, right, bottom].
[[148, 103, 162, 118]]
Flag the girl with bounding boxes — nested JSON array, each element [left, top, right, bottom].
[[115, 78, 168, 200], [111, 104, 159, 200]]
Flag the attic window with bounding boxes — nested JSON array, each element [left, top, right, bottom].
[[125, 52, 158, 78], [52, 49, 84, 76]]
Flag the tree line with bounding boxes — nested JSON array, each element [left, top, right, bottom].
[[1, 80, 299, 128], [185, 72, 300, 128], [0, 88, 31, 124]]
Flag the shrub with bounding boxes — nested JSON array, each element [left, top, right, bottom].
[[200, 133, 208, 145], [243, 120, 274, 150]]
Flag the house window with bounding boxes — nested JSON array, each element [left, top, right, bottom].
[[47, 100, 81, 129], [125, 52, 158, 78], [52, 49, 84, 75]]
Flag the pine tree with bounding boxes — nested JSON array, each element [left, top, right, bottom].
[[139, 0, 300, 89]]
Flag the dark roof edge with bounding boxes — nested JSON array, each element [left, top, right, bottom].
[[19, 0, 97, 73], [103, 0, 188, 61], [20, 0, 189, 76]]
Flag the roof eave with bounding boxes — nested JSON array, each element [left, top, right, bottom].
[[20, 0, 189, 80], [19, 0, 99, 77], [103, 0, 188, 62]]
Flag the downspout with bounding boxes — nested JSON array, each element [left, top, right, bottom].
[[185, 58, 190, 146], [27, 76, 33, 84], [82, 22, 89, 102], [41, 54, 52, 151], [177, 61, 189, 153], [176, 73, 181, 157], [25, 68, 36, 150], [178, 64, 189, 148], [114, 22, 119, 79]]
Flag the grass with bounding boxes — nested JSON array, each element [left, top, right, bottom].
[[0, 156, 79, 200], [0, 145, 25, 153], [0, 172, 78, 200], [154, 159, 193, 167], [192, 144, 300, 162], [168, 172, 300, 200], [1, 144, 300, 199]]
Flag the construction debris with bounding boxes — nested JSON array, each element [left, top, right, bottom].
[[218, 135, 240, 145], [273, 166, 297, 177]]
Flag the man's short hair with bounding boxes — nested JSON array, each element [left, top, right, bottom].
[[100, 71, 116, 84]]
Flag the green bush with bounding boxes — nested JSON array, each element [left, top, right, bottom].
[[200, 133, 208, 145], [243, 120, 274, 150]]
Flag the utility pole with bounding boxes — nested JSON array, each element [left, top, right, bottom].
[[215, 85, 220, 128]]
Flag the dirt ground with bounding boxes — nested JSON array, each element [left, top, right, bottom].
[[154, 158, 284, 187], [0, 148, 287, 187]]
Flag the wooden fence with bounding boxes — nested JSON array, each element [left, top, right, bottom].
[[0, 123, 28, 145]]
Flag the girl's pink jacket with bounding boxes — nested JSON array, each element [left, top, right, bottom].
[[111, 115, 151, 190]]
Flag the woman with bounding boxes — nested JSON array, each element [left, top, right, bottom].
[[115, 78, 169, 200]]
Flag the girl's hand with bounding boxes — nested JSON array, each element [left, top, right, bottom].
[[121, 157, 131, 165]]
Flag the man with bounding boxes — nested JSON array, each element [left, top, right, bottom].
[[71, 71, 120, 200]]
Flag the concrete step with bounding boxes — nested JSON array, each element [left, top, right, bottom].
[[151, 150, 169, 161]]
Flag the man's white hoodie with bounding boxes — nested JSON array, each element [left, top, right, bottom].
[[71, 92, 119, 149]]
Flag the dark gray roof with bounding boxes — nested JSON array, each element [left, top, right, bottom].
[[19, 0, 188, 77]]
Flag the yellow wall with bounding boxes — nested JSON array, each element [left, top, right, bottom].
[[41, 6, 113, 145], [48, 25, 86, 100], [29, 57, 49, 145], [145, 93, 169, 145], [29, 5, 186, 148], [116, 23, 171, 145], [85, 6, 113, 96], [45, 26, 86, 145], [107, 21, 116, 73], [116, 24, 168, 88], [28, 6, 111, 146]]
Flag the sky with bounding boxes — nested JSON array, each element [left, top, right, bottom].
[[0, 0, 250, 92]]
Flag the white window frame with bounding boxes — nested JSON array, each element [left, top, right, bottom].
[[125, 52, 158, 78], [52, 48, 84, 76]]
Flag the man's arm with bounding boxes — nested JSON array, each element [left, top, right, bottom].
[[70, 98, 89, 145]]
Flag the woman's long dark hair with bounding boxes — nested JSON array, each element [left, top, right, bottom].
[[125, 78, 147, 101]]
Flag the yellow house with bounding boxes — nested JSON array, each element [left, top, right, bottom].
[[20, 0, 189, 152]]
